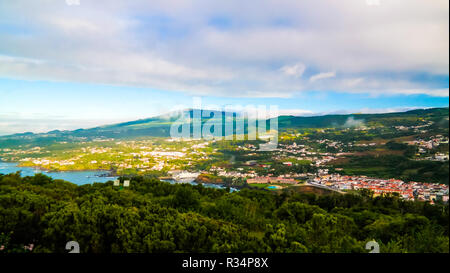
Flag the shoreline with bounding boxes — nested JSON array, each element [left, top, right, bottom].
[[2, 161, 241, 190], [1, 160, 117, 177]]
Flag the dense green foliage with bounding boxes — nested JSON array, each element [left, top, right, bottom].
[[0, 173, 448, 253], [331, 155, 449, 184]]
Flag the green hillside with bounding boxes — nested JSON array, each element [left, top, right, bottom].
[[0, 107, 448, 149], [278, 107, 449, 129]]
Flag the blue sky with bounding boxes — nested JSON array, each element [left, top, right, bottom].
[[0, 0, 448, 135]]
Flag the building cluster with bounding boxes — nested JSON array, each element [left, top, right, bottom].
[[394, 121, 434, 133], [210, 166, 255, 178], [81, 147, 111, 154], [312, 174, 449, 203], [275, 143, 339, 167], [0, 147, 44, 161], [7, 139, 216, 174], [405, 135, 449, 153], [276, 143, 311, 155], [20, 158, 76, 167]]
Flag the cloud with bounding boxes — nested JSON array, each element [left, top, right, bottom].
[[309, 71, 336, 82], [349, 106, 427, 114], [280, 63, 306, 77], [0, 112, 132, 136], [387, 88, 449, 97], [342, 117, 365, 128], [300, 106, 434, 116], [277, 109, 314, 116], [0, 0, 448, 97]]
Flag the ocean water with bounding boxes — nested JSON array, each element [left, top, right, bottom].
[[0, 161, 117, 185], [0, 161, 238, 191]]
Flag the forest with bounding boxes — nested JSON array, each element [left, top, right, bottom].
[[0, 172, 448, 253]]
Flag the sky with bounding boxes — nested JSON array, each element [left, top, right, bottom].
[[0, 0, 448, 135]]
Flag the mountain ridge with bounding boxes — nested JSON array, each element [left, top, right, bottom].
[[0, 107, 448, 148]]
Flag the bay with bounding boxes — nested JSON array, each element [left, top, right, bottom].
[[0, 161, 117, 185], [0, 161, 238, 191]]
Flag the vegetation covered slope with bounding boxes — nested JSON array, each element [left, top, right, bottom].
[[278, 107, 449, 129], [0, 173, 448, 253], [1, 108, 447, 149]]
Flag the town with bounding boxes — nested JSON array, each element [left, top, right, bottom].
[[311, 173, 449, 203], [0, 117, 448, 203]]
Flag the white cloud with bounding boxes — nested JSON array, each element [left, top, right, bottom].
[[277, 109, 314, 116], [387, 88, 449, 97], [0, 112, 134, 136], [280, 63, 306, 77], [309, 71, 336, 82], [0, 0, 448, 97]]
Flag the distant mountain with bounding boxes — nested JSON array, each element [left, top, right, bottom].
[[0, 109, 234, 148], [278, 107, 449, 129], [0, 107, 448, 148]]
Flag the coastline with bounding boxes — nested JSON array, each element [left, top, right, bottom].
[[1, 160, 241, 190], [0, 160, 117, 178]]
